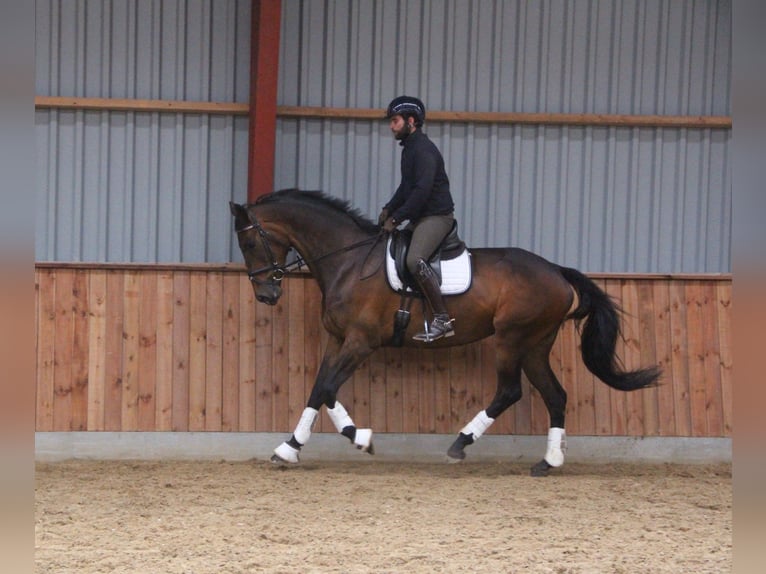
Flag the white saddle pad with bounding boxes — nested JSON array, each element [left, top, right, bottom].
[[385, 237, 472, 295]]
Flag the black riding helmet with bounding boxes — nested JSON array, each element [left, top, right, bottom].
[[385, 95, 426, 128]]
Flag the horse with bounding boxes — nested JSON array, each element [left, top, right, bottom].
[[230, 189, 660, 476]]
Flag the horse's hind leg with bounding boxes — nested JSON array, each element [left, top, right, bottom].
[[447, 344, 523, 462], [522, 335, 568, 477]]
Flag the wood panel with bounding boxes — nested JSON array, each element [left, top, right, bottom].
[[155, 272, 175, 431], [686, 282, 710, 437], [253, 285, 273, 432], [52, 270, 74, 430], [35, 270, 56, 431], [653, 280, 677, 436], [188, 272, 207, 431], [669, 280, 692, 436], [103, 272, 125, 431], [171, 273, 190, 431], [238, 275, 257, 431], [121, 272, 140, 431], [34, 266, 732, 438], [221, 273, 241, 432], [716, 283, 734, 436], [204, 273, 223, 431], [137, 272, 157, 431]]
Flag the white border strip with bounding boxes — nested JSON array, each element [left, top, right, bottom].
[[36, 432, 730, 465]]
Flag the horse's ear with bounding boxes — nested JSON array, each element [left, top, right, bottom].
[[229, 201, 251, 227], [229, 201, 243, 217]]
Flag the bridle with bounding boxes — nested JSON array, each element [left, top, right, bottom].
[[235, 211, 384, 286], [235, 213, 293, 286]]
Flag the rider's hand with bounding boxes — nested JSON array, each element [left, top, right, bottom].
[[377, 208, 389, 226], [382, 217, 397, 233]]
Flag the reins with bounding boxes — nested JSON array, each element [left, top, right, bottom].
[[236, 215, 384, 285], [357, 231, 387, 281]]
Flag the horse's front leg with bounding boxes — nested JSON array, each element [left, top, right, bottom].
[[272, 333, 375, 464]]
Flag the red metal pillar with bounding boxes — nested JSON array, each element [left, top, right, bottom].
[[247, 0, 281, 202]]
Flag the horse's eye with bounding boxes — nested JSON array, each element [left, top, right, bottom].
[[243, 240, 257, 251]]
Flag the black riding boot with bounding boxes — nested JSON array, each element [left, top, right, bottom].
[[413, 259, 455, 342]]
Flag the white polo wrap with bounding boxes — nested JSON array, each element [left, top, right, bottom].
[[544, 427, 567, 467], [293, 407, 319, 445], [353, 428, 373, 450], [273, 442, 300, 463], [460, 410, 495, 440], [327, 401, 354, 433]]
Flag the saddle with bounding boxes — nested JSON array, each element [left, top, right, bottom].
[[385, 221, 472, 296]]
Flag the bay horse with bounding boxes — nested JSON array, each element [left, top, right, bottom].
[[230, 189, 660, 476]]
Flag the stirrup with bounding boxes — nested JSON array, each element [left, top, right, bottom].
[[413, 316, 455, 342]]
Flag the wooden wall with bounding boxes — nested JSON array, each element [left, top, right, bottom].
[[35, 264, 732, 438]]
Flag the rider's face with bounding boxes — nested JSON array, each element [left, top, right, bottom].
[[390, 115, 413, 140]]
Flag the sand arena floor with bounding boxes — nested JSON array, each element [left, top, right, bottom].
[[35, 459, 731, 573]]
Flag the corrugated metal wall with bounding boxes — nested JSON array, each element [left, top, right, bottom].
[[274, 0, 731, 272], [35, 0, 251, 262], [277, 0, 731, 114], [36, 0, 731, 272]]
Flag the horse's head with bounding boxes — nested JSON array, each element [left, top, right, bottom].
[[230, 201, 290, 305]]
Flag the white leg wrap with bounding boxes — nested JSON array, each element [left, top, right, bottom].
[[544, 427, 567, 467], [354, 428, 373, 450], [326, 401, 354, 433], [460, 410, 495, 440], [273, 442, 300, 463], [293, 407, 319, 445]]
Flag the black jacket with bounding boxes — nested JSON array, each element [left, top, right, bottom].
[[384, 130, 454, 224]]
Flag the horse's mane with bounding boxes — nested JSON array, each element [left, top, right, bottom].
[[254, 188, 379, 234]]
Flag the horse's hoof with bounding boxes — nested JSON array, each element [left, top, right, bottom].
[[530, 459, 552, 477], [356, 441, 375, 455], [270, 454, 288, 464], [446, 448, 466, 462]]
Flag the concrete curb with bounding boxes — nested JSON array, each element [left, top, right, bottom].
[[36, 432, 731, 465]]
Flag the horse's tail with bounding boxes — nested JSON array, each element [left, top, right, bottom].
[[558, 266, 661, 391]]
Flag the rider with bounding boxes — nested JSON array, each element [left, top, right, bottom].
[[379, 95, 456, 342]]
